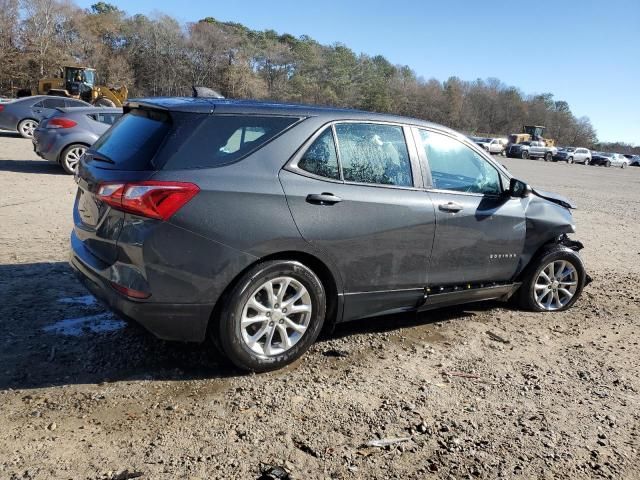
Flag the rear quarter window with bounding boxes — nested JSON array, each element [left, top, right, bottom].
[[161, 115, 300, 170]]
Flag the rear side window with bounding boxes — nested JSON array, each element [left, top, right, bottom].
[[89, 109, 170, 170], [162, 115, 299, 169], [42, 98, 66, 109], [334, 123, 412, 187]]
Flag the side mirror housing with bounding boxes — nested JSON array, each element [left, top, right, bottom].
[[509, 178, 532, 198]]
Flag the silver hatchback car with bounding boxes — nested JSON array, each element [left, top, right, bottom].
[[32, 107, 122, 174]]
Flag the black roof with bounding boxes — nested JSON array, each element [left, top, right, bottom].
[[125, 97, 451, 133]]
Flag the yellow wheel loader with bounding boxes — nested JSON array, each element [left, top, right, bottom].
[[18, 66, 128, 107], [508, 125, 555, 147]]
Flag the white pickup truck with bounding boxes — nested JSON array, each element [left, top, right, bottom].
[[473, 137, 506, 155], [506, 141, 557, 161]]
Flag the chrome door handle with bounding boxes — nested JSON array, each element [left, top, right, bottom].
[[306, 193, 342, 205], [438, 201, 463, 213]]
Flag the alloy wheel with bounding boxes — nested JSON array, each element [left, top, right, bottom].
[[240, 276, 312, 356], [64, 146, 86, 173], [534, 260, 578, 311], [19, 120, 37, 138]]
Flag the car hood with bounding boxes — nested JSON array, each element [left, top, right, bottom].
[[532, 188, 576, 209]]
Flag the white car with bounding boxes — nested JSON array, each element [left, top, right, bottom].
[[474, 137, 505, 155]]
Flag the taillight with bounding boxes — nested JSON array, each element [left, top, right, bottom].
[[47, 117, 77, 129], [97, 181, 199, 220], [0, 105, 4, 112]]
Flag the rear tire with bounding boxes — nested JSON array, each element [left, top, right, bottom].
[[214, 260, 326, 372], [567, 156, 574, 164], [521, 150, 529, 159], [17, 118, 38, 139], [584, 158, 590, 165], [517, 246, 586, 312], [621, 162, 627, 169], [60, 144, 87, 174], [605, 160, 611, 167]]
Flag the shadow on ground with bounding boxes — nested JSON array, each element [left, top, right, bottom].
[[0, 261, 503, 391], [0, 159, 66, 175], [0, 130, 21, 138]]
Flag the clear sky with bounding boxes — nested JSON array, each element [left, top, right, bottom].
[[76, 0, 640, 144]]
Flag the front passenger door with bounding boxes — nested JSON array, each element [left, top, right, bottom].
[[415, 128, 526, 286]]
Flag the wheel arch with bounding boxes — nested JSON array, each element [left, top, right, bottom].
[[514, 233, 584, 283], [206, 249, 342, 342], [17, 117, 38, 130]]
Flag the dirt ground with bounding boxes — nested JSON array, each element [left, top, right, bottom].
[[1, 131, 639, 480]]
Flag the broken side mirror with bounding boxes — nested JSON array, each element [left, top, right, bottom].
[[509, 178, 532, 198]]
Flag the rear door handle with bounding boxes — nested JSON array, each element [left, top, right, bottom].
[[438, 201, 463, 213], [306, 193, 342, 205]]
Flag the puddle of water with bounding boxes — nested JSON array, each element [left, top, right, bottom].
[[43, 312, 126, 336], [57, 295, 96, 306]]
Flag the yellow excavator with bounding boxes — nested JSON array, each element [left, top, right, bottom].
[[18, 65, 128, 107], [508, 125, 555, 147]]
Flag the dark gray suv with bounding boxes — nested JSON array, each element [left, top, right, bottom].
[[70, 98, 589, 371]]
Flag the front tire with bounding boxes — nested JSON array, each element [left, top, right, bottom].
[[517, 246, 586, 312], [584, 158, 590, 165], [567, 156, 574, 164], [17, 118, 38, 139], [605, 160, 611, 167], [521, 150, 529, 160], [544, 152, 553, 162], [214, 260, 326, 372]]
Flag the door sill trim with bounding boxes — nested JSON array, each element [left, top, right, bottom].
[[418, 283, 520, 311]]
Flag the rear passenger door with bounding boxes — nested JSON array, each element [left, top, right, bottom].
[[280, 121, 436, 321], [415, 128, 526, 286], [33, 97, 66, 120]]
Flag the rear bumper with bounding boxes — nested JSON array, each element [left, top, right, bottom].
[[32, 133, 61, 162], [69, 232, 213, 342]]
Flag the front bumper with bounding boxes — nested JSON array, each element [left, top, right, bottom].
[[69, 232, 213, 342]]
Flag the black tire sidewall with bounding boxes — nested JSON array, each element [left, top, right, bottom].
[[519, 246, 586, 312], [216, 260, 326, 372]]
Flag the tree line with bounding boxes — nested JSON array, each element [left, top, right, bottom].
[[0, 0, 636, 152]]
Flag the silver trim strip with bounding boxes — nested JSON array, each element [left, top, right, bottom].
[[343, 287, 424, 296]]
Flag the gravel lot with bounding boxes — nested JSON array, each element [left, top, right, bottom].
[[1, 131, 639, 479]]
